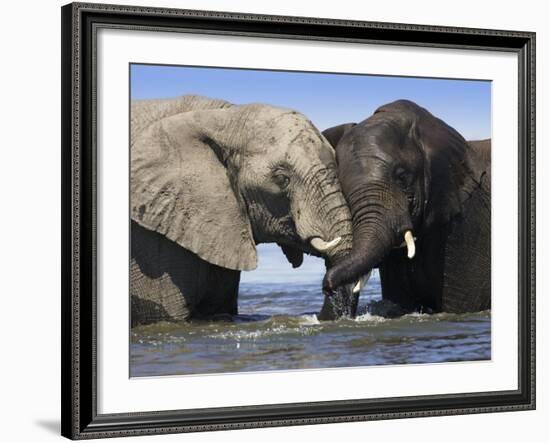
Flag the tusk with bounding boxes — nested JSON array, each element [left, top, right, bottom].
[[404, 230, 415, 259], [310, 236, 341, 252], [352, 270, 372, 293]]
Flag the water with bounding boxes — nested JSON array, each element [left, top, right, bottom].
[[130, 246, 491, 377]]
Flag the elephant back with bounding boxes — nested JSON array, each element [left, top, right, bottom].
[[468, 139, 491, 172]]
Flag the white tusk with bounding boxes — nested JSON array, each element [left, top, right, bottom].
[[395, 236, 417, 249], [310, 236, 341, 252], [352, 271, 372, 294], [404, 230, 415, 259]]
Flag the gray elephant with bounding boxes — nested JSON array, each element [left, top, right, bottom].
[[322, 100, 491, 316], [130, 95, 355, 326]]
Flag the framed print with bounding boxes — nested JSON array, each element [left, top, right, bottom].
[[61, 2, 536, 439]]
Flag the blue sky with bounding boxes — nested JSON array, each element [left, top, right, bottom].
[[131, 64, 491, 140], [131, 64, 491, 283]]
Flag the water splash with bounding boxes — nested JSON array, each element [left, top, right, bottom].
[[298, 314, 321, 325], [130, 275, 491, 376]]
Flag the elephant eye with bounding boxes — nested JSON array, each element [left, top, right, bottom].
[[394, 167, 413, 188], [273, 173, 290, 190]]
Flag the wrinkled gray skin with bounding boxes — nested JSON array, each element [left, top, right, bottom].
[[130, 95, 353, 326], [323, 100, 491, 316]]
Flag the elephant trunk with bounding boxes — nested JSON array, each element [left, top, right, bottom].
[[319, 208, 354, 279], [322, 183, 413, 299], [296, 166, 354, 263], [303, 173, 357, 321], [318, 245, 358, 321], [315, 205, 360, 321]]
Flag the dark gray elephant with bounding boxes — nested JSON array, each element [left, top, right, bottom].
[[322, 100, 491, 316], [130, 95, 355, 326]]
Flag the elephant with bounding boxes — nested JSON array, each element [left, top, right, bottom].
[[130, 95, 355, 326], [322, 99, 491, 316]]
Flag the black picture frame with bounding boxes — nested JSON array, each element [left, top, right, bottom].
[[61, 2, 536, 439]]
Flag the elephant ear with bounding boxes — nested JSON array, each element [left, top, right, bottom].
[[322, 123, 357, 149], [408, 104, 485, 228], [131, 95, 233, 146], [131, 112, 257, 271]]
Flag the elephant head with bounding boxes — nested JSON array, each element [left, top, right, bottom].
[[131, 95, 353, 297], [322, 99, 487, 304]]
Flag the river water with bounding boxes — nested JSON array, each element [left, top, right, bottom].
[[130, 245, 491, 377]]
